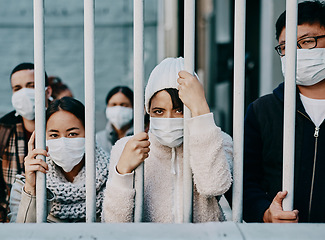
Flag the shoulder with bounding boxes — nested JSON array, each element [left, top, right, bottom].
[[252, 93, 279, 108], [10, 174, 25, 196], [113, 136, 133, 150], [96, 129, 106, 138], [0, 111, 21, 125], [247, 93, 283, 123], [221, 131, 233, 144], [13, 174, 25, 185], [251, 83, 284, 112], [110, 135, 133, 158], [109, 135, 133, 162]]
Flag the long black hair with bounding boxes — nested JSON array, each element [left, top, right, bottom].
[[105, 86, 134, 107], [46, 97, 85, 127]]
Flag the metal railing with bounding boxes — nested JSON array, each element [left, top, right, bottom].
[[84, 0, 96, 222], [182, 0, 195, 223], [282, 0, 298, 211], [31, 0, 298, 223], [34, 0, 47, 224], [232, 0, 246, 223], [133, 0, 145, 223]]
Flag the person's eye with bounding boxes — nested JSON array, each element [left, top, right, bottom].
[[12, 87, 21, 92], [175, 109, 183, 114], [301, 39, 313, 45], [49, 133, 58, 138], [153, 109, 163, 114], [68, 132, 78, 137]]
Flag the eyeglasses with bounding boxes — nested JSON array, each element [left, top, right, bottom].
[[274, 35, 325, 56]]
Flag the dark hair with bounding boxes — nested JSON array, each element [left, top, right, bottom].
[[10, 62, 49, 86], [48, 76, 72, 99], [46, 97, 85, 127], [276, 1, 325, 40], [149, 88, 183, 111], [105, 86, 134, 107]]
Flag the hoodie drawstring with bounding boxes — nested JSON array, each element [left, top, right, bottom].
[[170, 147, 177, 175]]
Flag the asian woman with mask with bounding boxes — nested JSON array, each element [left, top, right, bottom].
[[9, 97, 109, 222], [96, 86, 134, 155], [102, 57, 233, 223]]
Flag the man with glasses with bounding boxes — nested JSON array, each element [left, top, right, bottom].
[[0, 63, 52, 222], [243, 0, 325, 223]]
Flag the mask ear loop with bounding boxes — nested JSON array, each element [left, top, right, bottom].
[[170, 147, 177, 175]]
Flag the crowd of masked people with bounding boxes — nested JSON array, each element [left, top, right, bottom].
[[0, 0, 325, 224]]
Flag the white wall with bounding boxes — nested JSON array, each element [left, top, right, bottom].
[[0, 0, 158, 131]]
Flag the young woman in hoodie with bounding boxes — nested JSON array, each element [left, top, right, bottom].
[[102, 57, 233, 223]]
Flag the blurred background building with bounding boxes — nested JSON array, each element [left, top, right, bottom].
[[0, 0, 302, 134]]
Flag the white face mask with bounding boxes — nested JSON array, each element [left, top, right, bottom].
[[106, 106, 133, 130], [281, 48, 325, 86], [149, 117, 183, 148], [46, 137, 85, 172], [11, 88, 35, 120]]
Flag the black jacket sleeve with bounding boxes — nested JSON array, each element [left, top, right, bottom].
[[243, 103, 271, 222]]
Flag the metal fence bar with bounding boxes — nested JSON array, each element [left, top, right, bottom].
[[232, 0, 246, 223], [183, 0, 195, 223], [84, 0, 96, 222], [282, 0, 298, 211], [33, 0, 47, 223], [259, 0, 274, 96], [133, 0, 145, 223]]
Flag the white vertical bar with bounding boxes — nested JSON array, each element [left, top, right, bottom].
[[183, 0, 195, 223], [34, 0, 47, 223], [133, 0, 144, 223], [84, 0, 96, 222], [282, 0, 297, 211], [232, 0, 246, 223], [259, 0, 274, 96], [157, 0, 165, 62]]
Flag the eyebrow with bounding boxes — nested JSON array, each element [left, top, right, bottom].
[[297, 33, 311, 39], [48, 127, 79, 133], [48, 129, 59, 133], [152, 107, 165, 111], [279, 32, 315, 45], [67, 127, 80, 132]]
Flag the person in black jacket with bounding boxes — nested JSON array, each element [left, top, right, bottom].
[[0, 63, 52, 222], [243, 0, 325, 223]]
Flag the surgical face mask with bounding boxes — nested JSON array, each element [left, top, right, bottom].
[[281, 48, 325, 86], [149, 117, 183, 148], [11, 88, 35, 120], [106, 106, 133, 130], [46, 137, 85, 172]]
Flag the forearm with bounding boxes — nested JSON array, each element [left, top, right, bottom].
[[101, 167, 135, 222], [187, 113, 232, 196], [16, 186, 37, 223]]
